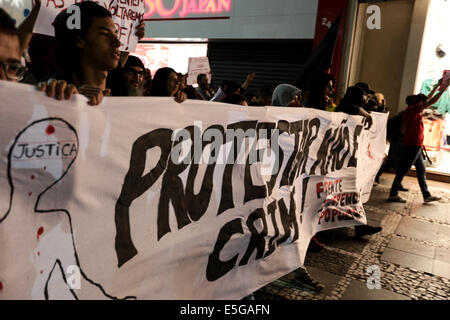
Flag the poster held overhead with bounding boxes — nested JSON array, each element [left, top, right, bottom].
[[33, 0, 145, 52], [187, 57, 211, 86]]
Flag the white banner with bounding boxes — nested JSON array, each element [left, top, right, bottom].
[[33, 0, 145, 52], [0, 81, 387, 300]]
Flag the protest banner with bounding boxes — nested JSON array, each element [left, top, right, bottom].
[[186, 56, 211, 85], [33, 0, 145, 52], [0, 81, 387, 299]]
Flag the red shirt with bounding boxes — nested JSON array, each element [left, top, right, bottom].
[[402, 104, 424, 146]]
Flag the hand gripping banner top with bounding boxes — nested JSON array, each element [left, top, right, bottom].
[[0, 81, 387, 299]]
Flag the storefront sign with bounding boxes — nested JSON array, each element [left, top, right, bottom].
[[144, 0, 232, 19]]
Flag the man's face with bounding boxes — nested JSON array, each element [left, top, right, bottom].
[[123, 65, 144, 89], [0, 32, 21, 82], [79, 17, 121, 71], [199, 75, 208, 87], [322, 80, 334, 103]]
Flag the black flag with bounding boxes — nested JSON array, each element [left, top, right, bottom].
[[296, 14, 342, 91]]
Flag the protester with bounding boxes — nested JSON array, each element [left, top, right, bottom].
[[37, 2, 145, 105], [211, 80, 241, 102], [122, 55, 146, 96], [304, 73, 335, 110], [269, 82, 324, 292], [182, 85, 202, 100], [149, 67, 187, 103], [223, 93, 248, 106], [0, 9, 26, 82], [250, 85, 275, 107], [244, 92, 257, 105], [332, 85, 382, 238], [271, 84, 303, 107], [196, 73, 215, 100], [211, 73, 256, 102], [374, 93, 407, 189], [177, 73, 187, 92], [335, 86, 373, 129], [388, 79, 450, 203]]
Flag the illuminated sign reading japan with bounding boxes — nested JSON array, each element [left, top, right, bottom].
[[144, 0, 232, 19]]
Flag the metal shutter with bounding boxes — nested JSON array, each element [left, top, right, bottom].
[[207, 40, 313, 96]]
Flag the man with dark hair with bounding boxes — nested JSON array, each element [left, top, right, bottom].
[[0, 8, 26, 82], [39, 1, 145, 105], [122, 55, 145, 96], [196, 73, 215, 100], [388, 80, 450, 203], [250, 84, 275, 107]]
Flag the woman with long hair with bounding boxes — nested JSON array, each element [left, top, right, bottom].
[[149, 67, 186, 103]]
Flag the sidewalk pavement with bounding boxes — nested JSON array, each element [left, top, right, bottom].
[[255, 173, 450, 300]]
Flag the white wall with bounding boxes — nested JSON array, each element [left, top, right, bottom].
[[144, 0, 319, 39]]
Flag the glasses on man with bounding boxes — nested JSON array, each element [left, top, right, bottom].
[[0, 62, 26, 81]]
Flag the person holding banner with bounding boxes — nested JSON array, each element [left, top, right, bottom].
[[0, 9, 27, 82], [388, 78, 450, 203], [37, 2, 146, 106], [150, 67, 187, 103], [271, 83, 325, 293]]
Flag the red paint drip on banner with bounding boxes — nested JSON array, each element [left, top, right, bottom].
[[46, 125, 55, 135], [37, 227, 44, 240]]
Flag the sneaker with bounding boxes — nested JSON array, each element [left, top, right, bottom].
[[293, 270, 324, 292], [355, 225, 382, 238], [398, 185, 409, 192], [387, 195, 407, 203], [242, 293, 255, 300], [424, 196, 441, 203]]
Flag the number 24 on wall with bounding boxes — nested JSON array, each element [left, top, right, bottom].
[[321, 17, 332, 29]]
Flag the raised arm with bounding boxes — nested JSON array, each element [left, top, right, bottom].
[[241, 72, 256, 91], [423, 79, 450, 109], [17, 0, 41, 53]]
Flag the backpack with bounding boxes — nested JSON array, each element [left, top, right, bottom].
[[386, 111, 404, 143]]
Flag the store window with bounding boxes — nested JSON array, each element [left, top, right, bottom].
[[133, 41, 208, 77], [416, 0, 450, 175]]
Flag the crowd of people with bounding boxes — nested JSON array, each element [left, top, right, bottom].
[[1, 1, 449, 297]]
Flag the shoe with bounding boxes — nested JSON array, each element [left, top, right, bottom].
[[355, 225, 382, 238], [387, 195, 407, 203], [293, 270, 324, 293], [308, 236, 325, 252], [424, 196, 441, 203], [242, 293, 255, 300], [398, 185, 409, 192]]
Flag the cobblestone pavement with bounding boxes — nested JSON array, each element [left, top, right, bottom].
[[254, 174, 450, 300]]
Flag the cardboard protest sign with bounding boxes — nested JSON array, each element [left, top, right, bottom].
[[187, 57, 211, 85], [0, 0, 33, 26], [0, 81, 387, 299], [33, 0, 145, 52]]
